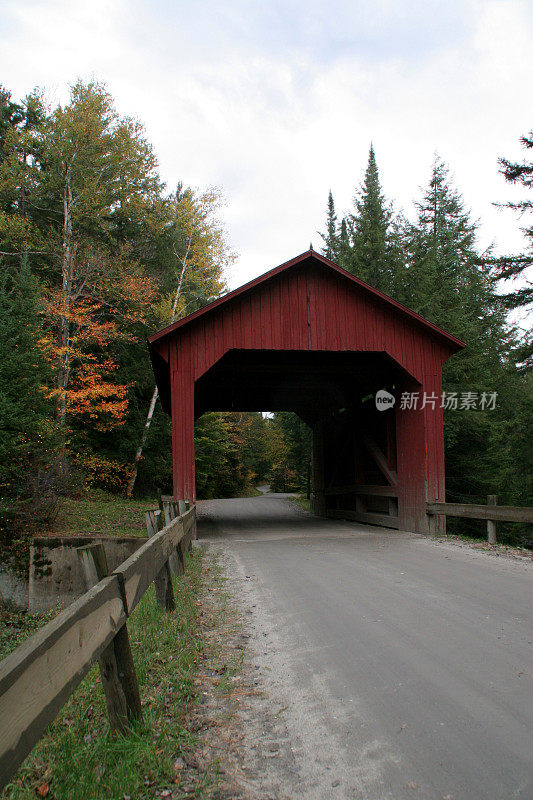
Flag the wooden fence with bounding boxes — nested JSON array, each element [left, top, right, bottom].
[[427, 496, 533, 544], [0, 501, 196, 791]]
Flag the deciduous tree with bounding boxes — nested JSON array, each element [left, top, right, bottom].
[[126, 184, 233, 496]]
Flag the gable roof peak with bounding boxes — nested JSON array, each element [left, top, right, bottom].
[[148, 249, 465, 352]]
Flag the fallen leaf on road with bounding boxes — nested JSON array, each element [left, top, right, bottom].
[[406, 781, 419, 790]]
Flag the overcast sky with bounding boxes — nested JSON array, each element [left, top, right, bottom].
[[1, 0, 532, 289]]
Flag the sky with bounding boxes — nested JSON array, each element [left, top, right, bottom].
[[0, 0, 532, 291]]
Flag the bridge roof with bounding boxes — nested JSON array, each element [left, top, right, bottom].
[[148, 250, 466, 351]]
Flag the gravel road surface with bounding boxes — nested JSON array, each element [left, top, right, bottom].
[[197, 494, 532, 800]]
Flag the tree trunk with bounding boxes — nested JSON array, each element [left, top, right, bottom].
[[57, 168, 75, 470], [127, 242, 190, 497], [126, 386, 159, 497]]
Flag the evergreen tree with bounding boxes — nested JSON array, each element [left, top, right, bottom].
[[320, 190, 339, 260], [0, 258, 58, 531], [0, 86, 23, 160], [346, 144, 393, 290], [493, 131, 533, 371], [402, 157, 520, 514], [498, 130, 532, 265], [337, 218, 352, 271], [0, 86, 46, 268], [321, 146, 399, 292]]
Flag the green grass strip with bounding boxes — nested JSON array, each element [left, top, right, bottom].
[[2, 550, 214, 800]]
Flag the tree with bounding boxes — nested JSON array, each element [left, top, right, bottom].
[[345, 144, 393, 290], [498, 130, 532, 266], [237, 412, 272, 484], [0, 80, 238, 514], [0, 86, 47, 265], [0, 257, 59, 531], [402, 157, 517, 509], [36, 81, 162, 439], [493, 131, 533, 371], [320, 190, 339, 260], [271, 413, 312, 494], [321, 146, 399, 293], [126, 184, 233, 496], [194, 413, 252, 499]]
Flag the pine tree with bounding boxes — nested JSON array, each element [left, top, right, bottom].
[[320, 190, 339, 260], [498, 130, 532, 263], [322, 146, 398, 291], [493, 131, 533, 371], [0, 260, 49, 481], [337, 218, 352, 271], [0, 258, 58, 531], [403, 157, 519, 510], [345, 145, 393, 290]]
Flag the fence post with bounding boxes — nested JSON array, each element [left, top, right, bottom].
[[487, 495, 498, 544], [166, 504, 181, 575], [157, 503, 180, 574], [162, 501, 173, 527], [76, 543, 142, 734], [146, 512, 176, 611]]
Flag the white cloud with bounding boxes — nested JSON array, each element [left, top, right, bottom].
[[0, 0, 531, 291]]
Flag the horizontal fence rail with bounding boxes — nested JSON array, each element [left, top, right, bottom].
[[0, 502, 196, 791], [427, 496, 533, 545], [426, 502, 533, 524]]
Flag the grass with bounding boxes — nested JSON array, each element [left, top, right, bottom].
[[290, 493, 311, 513], [238, 486, 262, 498], [431, 529, 531, 557], [0, 608, 57, 661], [53, 490, 157, 538], [2, 550, 221, 800]]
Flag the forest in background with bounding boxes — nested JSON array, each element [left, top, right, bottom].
[[0, 80, 531, 543], [319, 141, 532, 541]]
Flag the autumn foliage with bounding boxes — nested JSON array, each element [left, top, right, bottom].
[[0, 80, 232, 527]]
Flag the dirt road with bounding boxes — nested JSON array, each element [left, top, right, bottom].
[[197, 494, 532, 800]]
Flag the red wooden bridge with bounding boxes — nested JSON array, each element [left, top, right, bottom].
[[148, 250, 464, 533]]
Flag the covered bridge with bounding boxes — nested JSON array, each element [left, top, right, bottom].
[[148, 250, 464, 533]]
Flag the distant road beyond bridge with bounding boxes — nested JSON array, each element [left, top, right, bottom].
[[198, 494, 532, 800]]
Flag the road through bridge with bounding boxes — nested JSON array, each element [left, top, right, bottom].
[[198, 493, 532, 800]]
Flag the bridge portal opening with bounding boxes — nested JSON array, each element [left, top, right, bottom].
[[194, 348, 415, 528]]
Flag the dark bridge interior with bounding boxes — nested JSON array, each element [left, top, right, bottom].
[[194, 349, 412, 423], [195, 349, 416, 527]]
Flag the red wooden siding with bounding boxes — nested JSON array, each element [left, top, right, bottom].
[[149, 252, 464, 532]]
